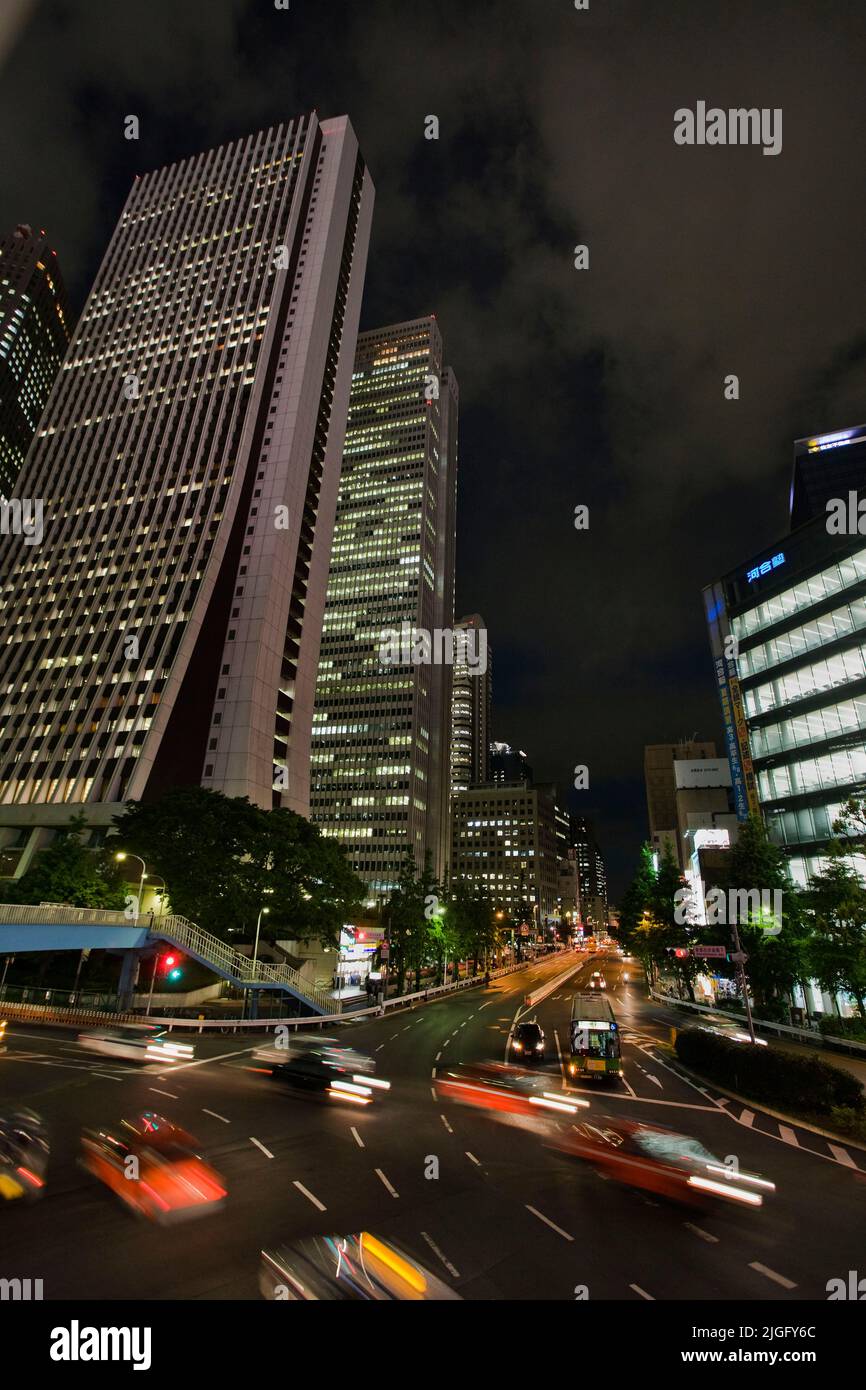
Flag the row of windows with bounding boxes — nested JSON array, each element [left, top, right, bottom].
[[758, 739, 866, 800], [744, 645, 866, 718], [738, 594, 866, 679], [733, 549, 866, 640], [749, 693, 866, 759]]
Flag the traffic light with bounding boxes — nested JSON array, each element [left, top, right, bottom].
[[163, 953, 183, 981]]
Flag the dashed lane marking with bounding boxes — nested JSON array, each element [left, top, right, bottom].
[[441, 1114, 453, 1134], [684, 1222, 719, 1244], [465, 1151, 481, 1167], [739, 1109, 755, 1128], [350, 1126, 365, 1149], [630, 1283, 655, 1301], [202, 1109, 230, 1123], [375, 1168, 399, 1198], [749, 1262, 797, 1291], [829, 1143, 858, 1168], [420, 1230, 460, 1280], [149, 1087, 178, 1099], [294, 1180, 326, 1211], [778, 1124, 799, 1147], [525, 1205, 574, 1242], [250, 1137, 274, 1159]]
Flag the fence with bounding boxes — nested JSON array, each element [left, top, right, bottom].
[[649, 989, 866, 1058]]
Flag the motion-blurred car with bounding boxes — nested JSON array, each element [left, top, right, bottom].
[[697, 1018, 768, 1046], [510, 1020, 545, 1062], [77, 1025, 194, 1064], [550, 1114, 775, 1208], [588, 972, 606, 990], [252, 1037, 390, 1105], [260, 1232, 461, 1300], [80, 1111, 226, 1223], [435, 1061, 586, 1117], [0, 1108, 49, 1202]]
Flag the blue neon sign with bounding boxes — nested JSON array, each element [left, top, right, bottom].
[[746, 552, 785, 584]]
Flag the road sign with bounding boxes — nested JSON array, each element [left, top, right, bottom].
[[379, 941, 390, 960], [693, 945, 727, 958]]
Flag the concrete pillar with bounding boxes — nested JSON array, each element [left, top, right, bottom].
[[116, 950, 140, 1012]]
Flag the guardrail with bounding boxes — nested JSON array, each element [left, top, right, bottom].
[[650, 989, 866, 1057], [0, 952, 562, 1033]]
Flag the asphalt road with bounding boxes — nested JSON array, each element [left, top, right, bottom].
[[1, 951, 864, 1301]]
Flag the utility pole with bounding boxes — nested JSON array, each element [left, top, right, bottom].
[[729, 919, 756, 1044]]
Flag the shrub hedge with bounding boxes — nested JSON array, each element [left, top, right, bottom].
[[674, 1027, 864, 1116]]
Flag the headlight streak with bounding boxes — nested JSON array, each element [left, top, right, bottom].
[[687, 1174, 762, 1205]]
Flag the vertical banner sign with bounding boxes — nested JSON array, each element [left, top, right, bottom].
[[703, 582, 757, 820]]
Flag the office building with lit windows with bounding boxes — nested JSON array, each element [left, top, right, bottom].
[[0, 116, 374, 877], [450, 780, 559, 922], [450, 613, 491, 794], [0, 224, 70, 496], [310, 317, 458, 893], [705, 425, 866, 886]]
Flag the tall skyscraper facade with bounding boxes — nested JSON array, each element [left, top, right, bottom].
[[0, 224, 70, 496], [450, 780, 559, 921], [310, 317, 458, 894], [450, 613, 491, 794], [0, 116, 374, 874]]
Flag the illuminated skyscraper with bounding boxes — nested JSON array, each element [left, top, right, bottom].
[[310, 317, 459, 893], [0, 116, 374, 873], [0, 224, 70, 496], [450, 613, 491, 793]]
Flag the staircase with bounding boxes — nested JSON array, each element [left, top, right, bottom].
[[0, 903, 337, 1016]]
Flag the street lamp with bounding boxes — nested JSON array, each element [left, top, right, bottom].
[[115, 851, 146, 924], [146, 874, 167, 920], [251, 906, 270, 977]]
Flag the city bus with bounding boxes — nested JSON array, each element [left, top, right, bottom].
[[568, 993, 622, 1082]]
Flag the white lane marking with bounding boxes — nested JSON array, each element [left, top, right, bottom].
[[375, 1167, 399, 1198], [390, 1033, 400, 1041], [630, 1283, 655, 1300], [620, 1066, 637, 1098], [293, 1180, 326, 1211], [477, 1001, 493, 1010], [459, 1021, 467, 1028], [778, 1124, 799, 1146], [430, 1086, 437, 1100], [646, 1073, 663, 1090], [202, 1109, 230, 1123], [431, 1067, 437, 1079], [525, 1204, 574, 1242], [350, 1126, 365, 1149], [441, 1038, 450, 1048], [250, 1137, 274, 1159], [465, 1151, 481, 1167], [149, 1087, 178, 1099], [684, 1222, 719, 1244], [749, 1261, 797, 1290], [420, 1230, 460, 1279], [554, 1029, 566, 1088], [375, 1043, 385, 1052], [435, 1051, 442, 1061], [829, 1143, 857, 1168], [161, 1045, 261, 1073], [441, 1114, 453, 1134], [402, 1026, 411, 1032], [93, 1072, 123, 1081], [739, 1109, 755, 1128], [451, 1029, 459, 1037]]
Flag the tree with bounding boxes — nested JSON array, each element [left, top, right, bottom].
[[5, 814, 126, 910], [804, 843, 866, 1020], [720, 815, 806, 1013], [112, 787, 363, 944], [383, 850, 427, 995]]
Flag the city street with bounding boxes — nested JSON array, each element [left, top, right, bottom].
[[2, 952, 862, 1302]]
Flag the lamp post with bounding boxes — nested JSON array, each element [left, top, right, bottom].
[[115, 851, 146, 924], [147, 875, 167, 921]]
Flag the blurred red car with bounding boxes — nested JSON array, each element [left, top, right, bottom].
[[435, 1062, 586, 1117], [551, 1115, 775, 1208], [80, 1111, 226, 1224]]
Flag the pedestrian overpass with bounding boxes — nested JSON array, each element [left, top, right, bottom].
[[0, 903, 337, 1016]]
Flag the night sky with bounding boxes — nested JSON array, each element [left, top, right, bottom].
[[4, 0, 866, 896]]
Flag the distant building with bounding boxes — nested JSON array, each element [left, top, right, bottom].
[[450, 780, 559, 924], [644, 740, 717, 869], [450, 614, 491, 794], [569, 813, 609, 932], [0, 224, 70, 496], [790, 424, 866, 530], [490, 741, 532, 784]]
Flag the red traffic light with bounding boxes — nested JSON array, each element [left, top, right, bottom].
[[164, 954, 177, 968]]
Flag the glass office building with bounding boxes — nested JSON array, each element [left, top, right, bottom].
[[310, 318, 458, 894], [705, 431, 866, 885]]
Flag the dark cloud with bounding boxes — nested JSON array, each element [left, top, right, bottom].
[[4, 0, 866, 894]]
